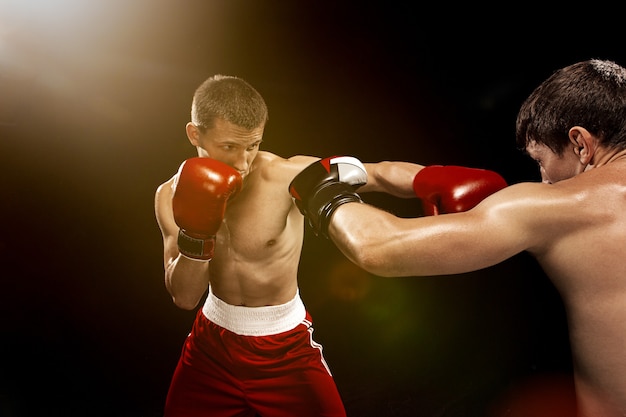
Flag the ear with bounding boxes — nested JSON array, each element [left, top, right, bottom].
[[185, 122, 201, 147], [568, 126, 596, 165]]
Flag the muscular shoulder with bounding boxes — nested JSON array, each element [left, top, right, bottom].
[[251, 151, 318, 184], [155, 176, 175, 205], [154, 176, 176, 230], [486, 181, 578, 223], [477, 179, 605, 253]]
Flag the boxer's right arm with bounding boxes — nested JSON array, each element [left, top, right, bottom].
[[327, 181, 536, 278], [289, 156, 366, 238], [155, 157, 242, 309], [173, 157, 242, 260]]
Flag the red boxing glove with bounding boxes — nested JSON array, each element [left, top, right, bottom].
[[172, 157, 242, 260], [413, 165, 507, 215]]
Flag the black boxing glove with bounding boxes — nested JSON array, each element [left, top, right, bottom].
[[289, 156, 366, 238]]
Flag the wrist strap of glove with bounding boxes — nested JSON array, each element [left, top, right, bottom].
[[309, 182, 364, 239], [177, 229, 215, 261]]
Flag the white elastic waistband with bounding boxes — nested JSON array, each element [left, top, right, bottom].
[[202, 287, 306, 336]]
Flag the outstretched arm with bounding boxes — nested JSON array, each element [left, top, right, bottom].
[[360, 161, 424, 198], [362, 161, 508, 213], [326, 183, 543, 277]]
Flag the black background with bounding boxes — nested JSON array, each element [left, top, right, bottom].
[[1, 2, 624, 416]]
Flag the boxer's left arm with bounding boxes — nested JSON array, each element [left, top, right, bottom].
[[359, 161, 424, 198], [361, 162, 507, 217], [412, 165, 508, 215]]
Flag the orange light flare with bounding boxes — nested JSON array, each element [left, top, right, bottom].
[[327, 259, 373, 303]]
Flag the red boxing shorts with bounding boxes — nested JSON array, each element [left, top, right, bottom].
[[164, 287, 346, 417]]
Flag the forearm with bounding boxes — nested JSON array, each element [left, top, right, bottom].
[[361, 161, 423, 198], [165, 256, 210, 310], [329, 200, 515, 278], [328, 203, 414, 277], [161, 157, 241, 309]]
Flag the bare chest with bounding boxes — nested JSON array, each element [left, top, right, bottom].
[[213, 189, 303, 261]]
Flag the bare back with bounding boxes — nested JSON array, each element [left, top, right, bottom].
[[429, 164, 626, 414], [329, 158, 626, 415], [529, 163, 626, 415], [156, 151, 319, 307]]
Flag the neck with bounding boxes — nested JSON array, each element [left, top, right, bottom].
[[588, 147, 626, 170]]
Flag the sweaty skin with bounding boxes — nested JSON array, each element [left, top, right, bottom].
[[328, 129, 626, 416], [155, 118, 421, 308]]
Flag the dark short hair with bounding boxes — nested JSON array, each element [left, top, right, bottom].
[[516, 59, 626, 155]]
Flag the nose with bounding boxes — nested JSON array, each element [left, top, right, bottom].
[[230, 150, 249, 174], [539, 168, 551, 184]]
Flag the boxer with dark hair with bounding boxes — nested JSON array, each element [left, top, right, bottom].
[[291, 59, 626, 417]]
